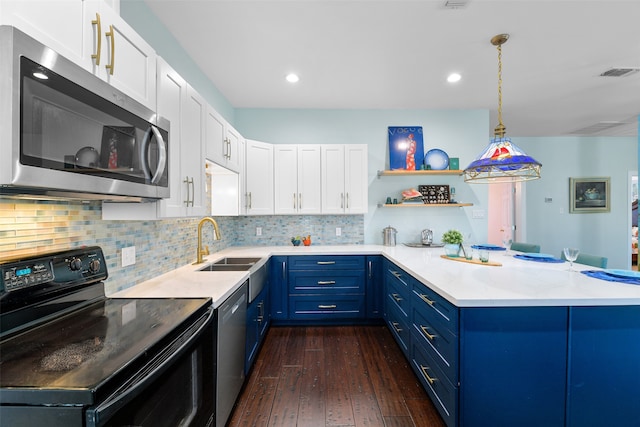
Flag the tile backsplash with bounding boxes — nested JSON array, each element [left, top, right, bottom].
[[0, 199, 363, 294]]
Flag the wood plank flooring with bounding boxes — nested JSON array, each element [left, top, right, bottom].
[[227, 325, 447, 427]]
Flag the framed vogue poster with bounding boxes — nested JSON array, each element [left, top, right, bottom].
[[388, 126, 424, 170], [569, 177, 610, 213]]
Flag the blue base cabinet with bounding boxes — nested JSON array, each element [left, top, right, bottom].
[[269, 256, 288, 321], [382, 258, 640, 427], [245, 276, 270, 374], [459, 307, 568, 427], [365, 256, 383, 319], [567, 306, 640, 426]]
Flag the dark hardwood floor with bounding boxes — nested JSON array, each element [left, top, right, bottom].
[[227, 325, 447, 427]]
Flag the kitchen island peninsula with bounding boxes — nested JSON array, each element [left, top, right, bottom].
[[111, 245, 640, 427]]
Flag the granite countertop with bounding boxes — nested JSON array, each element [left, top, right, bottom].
[[109, 245, 640, 308]]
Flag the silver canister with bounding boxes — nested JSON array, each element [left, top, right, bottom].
[[382, 225, 397, 246]]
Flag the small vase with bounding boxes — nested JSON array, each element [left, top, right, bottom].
[[444, 243, 461, 257]]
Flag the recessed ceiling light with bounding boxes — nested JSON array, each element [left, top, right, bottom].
[[286, 73, 299, 83], [447, 73, 461, 83]]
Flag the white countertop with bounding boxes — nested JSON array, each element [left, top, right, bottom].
[[109, 245, 640, 308]]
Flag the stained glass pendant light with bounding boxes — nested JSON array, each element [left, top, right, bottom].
[[463, 34, 541, 183]]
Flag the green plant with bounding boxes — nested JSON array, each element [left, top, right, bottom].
[[442, 229, 464, 245]]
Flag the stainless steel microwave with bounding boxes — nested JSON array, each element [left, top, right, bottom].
[[0, 26, 169, 202]]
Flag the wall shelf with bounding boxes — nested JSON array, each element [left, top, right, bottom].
[[377, 169, 463, 178], [377, 203, 473, 208]]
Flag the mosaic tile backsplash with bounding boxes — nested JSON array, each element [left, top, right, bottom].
[[0, 199, 363, 294]]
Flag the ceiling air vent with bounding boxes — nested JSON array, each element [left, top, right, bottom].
[[599, 68, 639, 77], [443, 1, 469, 9], [569, 121, 626, 135]]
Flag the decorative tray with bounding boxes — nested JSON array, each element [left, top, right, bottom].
[[440, 255, 502, 267]]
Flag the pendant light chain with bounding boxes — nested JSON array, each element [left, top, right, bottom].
[[496, 43, 505, 137]]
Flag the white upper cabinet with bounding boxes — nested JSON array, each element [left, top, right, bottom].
[[274, 145, 321, 215], [0, 0, 156, 110], [205, 107, 241, 173], [321, 144, 368, 214], [157, 65, 206, 217], [84, 0, 156, 109], [244, 140, 274, 216], [0, 1, 86, 65]]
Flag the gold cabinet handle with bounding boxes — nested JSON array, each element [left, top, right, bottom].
[[420, 365, 437, 385], [392, 293, 403, 303], [420, 325, 436, 341], [91, 13, 102, 65], [318, 304, 337, 309], [391, 321, 403, 333], [317, 281, 336, 285], [105, 24, 115, 75], [419, 293, 436, 306]]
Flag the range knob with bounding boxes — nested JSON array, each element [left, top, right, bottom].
[[69, 257, 83, 271], [88, 259, 101, 274]]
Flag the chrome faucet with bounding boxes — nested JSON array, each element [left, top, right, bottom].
[[194, 217, 221, 264]]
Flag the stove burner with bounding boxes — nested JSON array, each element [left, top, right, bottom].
[[40, 337, 105, 371]]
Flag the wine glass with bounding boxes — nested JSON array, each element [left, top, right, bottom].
[[563, 247, 580, 271]]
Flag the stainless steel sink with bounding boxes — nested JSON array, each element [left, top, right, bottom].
[[213, 257, 262, 265], [198, 264, 253, 272]]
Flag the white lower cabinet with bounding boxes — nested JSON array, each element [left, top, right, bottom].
[[321, 144, 368, 214], [274, 145, 321, 215], [244, 140, 274, 216]]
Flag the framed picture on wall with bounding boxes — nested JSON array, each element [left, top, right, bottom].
[[569, 177, 610, 213], [388, 126, 424, 170]]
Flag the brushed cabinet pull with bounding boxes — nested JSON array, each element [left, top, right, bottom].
[[317, 261, 336, 265], [293, 193, 296, 209], [189, 178, 195, 206], [420, 325, 436, 341], [317, 281, 336, 285], [420, 365, 437, 385], [419, 294, 436, 306], [105, 24, 115, 75], [282, 261, 286, 279], [318, 304, 337, 309], [368, 260, 372, 278], [346, 193, 349, 209], [91, 13, 102, 65], [392, 293, 402, 303], [299, 193, 302, 209], [183, 176, 191, 206], [391, 271, 402, 279], [391, 321, 402, 333], [340, 192, 344, 209]]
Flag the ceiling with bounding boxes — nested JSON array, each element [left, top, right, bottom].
[[143, 0, 640, 137]]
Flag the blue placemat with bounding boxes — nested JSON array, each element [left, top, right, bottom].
[[471, 244, 506, 251], [582, 270, 640, 285], [514, 254, 564, 263]]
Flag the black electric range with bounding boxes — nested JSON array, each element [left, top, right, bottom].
[[0, 247, 215, 427]]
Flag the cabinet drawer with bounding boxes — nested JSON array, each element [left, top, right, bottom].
[[386, 276, 411, 317], [288, 255, 365, 271], [386, 302, 411, 353], [289, 295, 364, 320], [289, 270, 365, 294], [384, 261, 413, 289], [412, 283, 458, 332], [411, 316, 458, 385], [411, 336, 457, 427]]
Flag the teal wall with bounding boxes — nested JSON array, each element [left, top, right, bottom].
[[235, 109, 490, 246], [515, 136, 637, 268], [120, 0, 234, 122]]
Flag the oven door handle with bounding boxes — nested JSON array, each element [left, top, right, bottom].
[[86, 306, 214, 427]]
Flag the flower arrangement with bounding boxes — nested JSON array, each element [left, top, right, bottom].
[[442, 229, 464, 245]]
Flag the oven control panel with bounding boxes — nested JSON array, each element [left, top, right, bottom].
[[0, 246, 108, 293]]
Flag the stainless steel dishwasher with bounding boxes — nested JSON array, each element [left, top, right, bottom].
[[216, 280, 247, 427]]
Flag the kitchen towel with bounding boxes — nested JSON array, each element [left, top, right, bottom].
[[582, 270, 640, 285]]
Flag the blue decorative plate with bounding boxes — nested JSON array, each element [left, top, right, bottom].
[[424, 149, 449, 170], [471, 244, 506, 251]]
